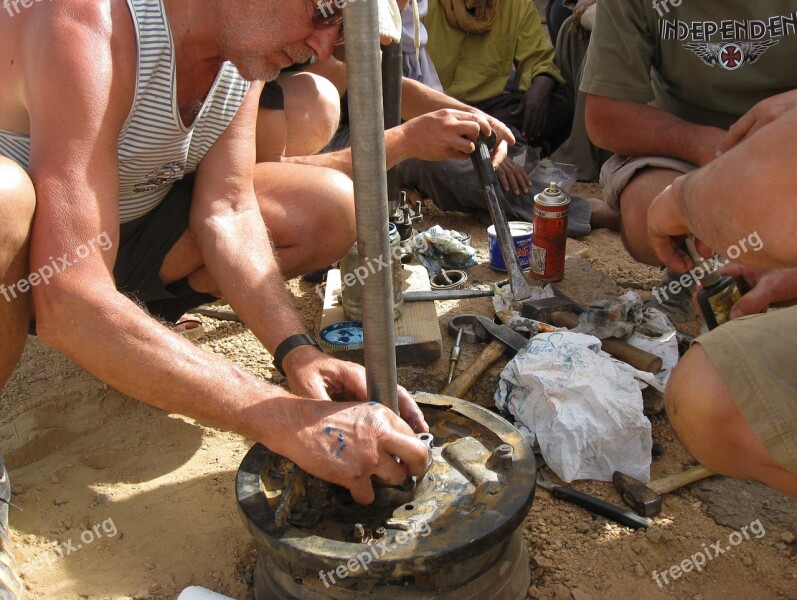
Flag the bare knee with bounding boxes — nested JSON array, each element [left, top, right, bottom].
[[281, 72, 341, 156], [666, 345, 792, 488], [0, 158, 36, 262], [314, 169, 355, 255], [618, 168, 682, 266]]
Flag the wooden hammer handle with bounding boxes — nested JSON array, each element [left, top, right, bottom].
[[550, 311, 663, 374], [441, 339, 506, 399], [649, 465, 714, 495]]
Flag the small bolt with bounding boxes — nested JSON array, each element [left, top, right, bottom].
[[375, 527, 386, 538], [354, 523, 365, 538], [497, 444, 513, 455]]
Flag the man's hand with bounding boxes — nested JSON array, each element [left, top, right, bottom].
[[571, 0, 597, 43], [398, 109, 494, 162], [285, 400, 433, 504], [718, 89, 797, 156], [647, 177, 695, 273], [283, 345, 429, 433], [512, 76, 556, 141], [482, 113, 516, 148], [492, 139, 531, 195], [720, 263, 797, 318]]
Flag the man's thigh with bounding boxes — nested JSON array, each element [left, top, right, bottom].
[[252, 161, 354, 277], [697, 306, 797, 475]]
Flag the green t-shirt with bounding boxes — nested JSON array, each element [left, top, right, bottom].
[[582, 0, 797, 129]]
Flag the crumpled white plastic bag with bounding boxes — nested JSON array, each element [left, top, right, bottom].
[[495, 331, 652, 483]]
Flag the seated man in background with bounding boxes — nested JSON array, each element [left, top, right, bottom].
[[583, 0, 797, 320], [424, 0, 573, 152], [648, 104, 797, 499]]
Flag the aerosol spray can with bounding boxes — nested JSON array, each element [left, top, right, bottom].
[[530, 182, 569, 281], [685, 238, 742, 330]]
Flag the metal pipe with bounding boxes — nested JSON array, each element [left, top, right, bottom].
[[381, 41, 403, 215], [344, 1, 399, 413]]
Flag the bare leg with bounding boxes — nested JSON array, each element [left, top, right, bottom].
[[0, 158, 36, 392], [280, 72, 341, 157], [160, 162, 355, 289], [587, 197, 620, 231], [256, 72, 341, 162], [666, 345, 797, 497], [618, 167, 682, 265]]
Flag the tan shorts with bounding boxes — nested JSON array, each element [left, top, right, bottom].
[[697, 306, 797, 474], [600, 155, 696, 209]]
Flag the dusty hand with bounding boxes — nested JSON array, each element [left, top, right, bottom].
[[720, 263, 797, 318], [283, 345, 429, 433], [285, 400, 433, 504], [491, 139, 531, 195], [400, 109, 493, 162], [717, 90, 797, 156], [512, 76, 555, 141]]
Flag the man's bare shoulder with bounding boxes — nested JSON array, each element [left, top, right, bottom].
[[0, 0, 135, 136]]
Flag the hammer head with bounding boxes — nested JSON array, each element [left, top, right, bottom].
[[613, 471, 663, 517], [520, 297, 580, 324]]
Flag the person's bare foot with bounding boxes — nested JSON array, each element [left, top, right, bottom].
[[587, 197, 621, 231]]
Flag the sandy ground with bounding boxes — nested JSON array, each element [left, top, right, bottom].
[[1, 184, 796, 599]]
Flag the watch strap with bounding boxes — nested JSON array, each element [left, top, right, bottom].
[[273, 333, 319, 376]]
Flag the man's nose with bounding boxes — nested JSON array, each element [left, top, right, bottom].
[[305, 25, 341, 60]]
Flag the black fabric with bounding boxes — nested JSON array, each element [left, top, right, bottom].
[[471, 89, 573, 155], [259, 81, 285, 110], [546, 0, 572, 44], [28, 174, 216, 336], [113, 174, 217, 320]]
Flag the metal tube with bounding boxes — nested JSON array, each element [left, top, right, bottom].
[[382, 42, 403, 215], [344, 1, 399, 413]]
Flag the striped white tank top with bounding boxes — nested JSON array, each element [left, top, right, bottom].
[[0, 0, 250, 224]]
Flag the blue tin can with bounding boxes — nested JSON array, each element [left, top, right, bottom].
[[487, 221, 534, 271]]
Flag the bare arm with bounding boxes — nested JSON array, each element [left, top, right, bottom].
[[585, 94, 726, 167], [647, 105, 797, 272], [26, 9, 428, 504], [284, 108, 492, 176], [26, 9, 299, 447]]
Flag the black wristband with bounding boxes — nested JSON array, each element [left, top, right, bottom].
[[273, 333, 319, 376]]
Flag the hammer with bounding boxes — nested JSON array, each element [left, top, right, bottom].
[[522, 297, 663, 373], [441, 316, 556, 401], [613, 465, 715, 517]]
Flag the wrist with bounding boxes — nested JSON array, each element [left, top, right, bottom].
[[273, 333, 320, 376]]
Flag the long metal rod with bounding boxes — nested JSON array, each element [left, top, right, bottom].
[[344, 1, 399, 413], [381, 41, 403, 215]]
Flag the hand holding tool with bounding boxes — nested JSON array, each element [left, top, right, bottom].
[[470, 131, 535, 301], [613, 465, 714, 517]]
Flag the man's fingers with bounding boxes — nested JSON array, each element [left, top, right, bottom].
[[718, 115, 753, 155], [496, 167, 511, 193], [348, 478, 376, 505], [397, 387, 429, 433], [730, 286, 771, 318], [382, 432, 432, 478], [372, 456, 409, 487], [489, 118, 516, 146], [650, 236, 692, 274]]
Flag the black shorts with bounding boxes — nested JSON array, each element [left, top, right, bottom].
[[29, 174, 216, 335], [114, 174, 217, 322]]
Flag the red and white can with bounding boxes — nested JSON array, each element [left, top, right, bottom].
[[530, 183, 569, 281]]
